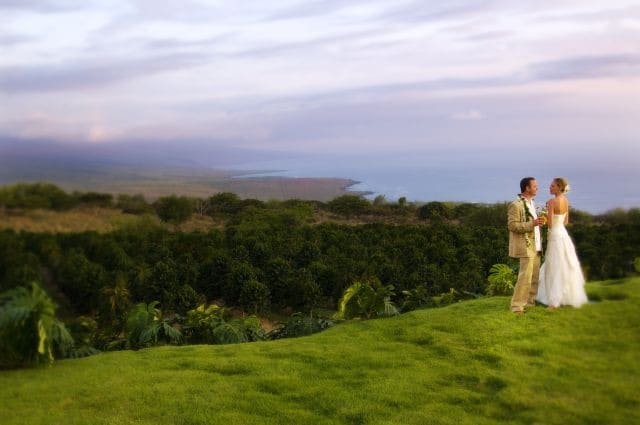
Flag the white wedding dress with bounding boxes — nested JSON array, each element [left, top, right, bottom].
[[537, 213, 588, 308]]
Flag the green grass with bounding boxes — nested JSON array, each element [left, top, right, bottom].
[[1, 279, 639, 425]]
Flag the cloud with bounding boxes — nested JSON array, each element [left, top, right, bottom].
[[528, 54, 640, 81], [451, 110, 484, 121], [0, 32, 36, 46], [0, 51, 207, 93]]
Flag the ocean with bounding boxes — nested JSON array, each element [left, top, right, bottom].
[[231, 152, 639, 214]]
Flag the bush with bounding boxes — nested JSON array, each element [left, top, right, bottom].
[[327, 195, 370, 217], [401, 285, 434, 312], [121, 301, 182, 350], [153, 195, 193, 224], [0, 282, 73, 368], [0, 182, 75, 210], [207, 192, 242, 216], [417, 202, 453, 221], [74, 192, 113, 208], [183, 304, 265, 344], [238, 279, 270, 314], [116, 194, 152, 214], [269, 312, 333, 339], [334, 278, 398, 320]]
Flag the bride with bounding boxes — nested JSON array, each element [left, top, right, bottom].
[[537, 177, 588, 308]]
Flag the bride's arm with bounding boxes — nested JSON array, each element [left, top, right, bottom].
[[565, 205, 569, 225], [546, 199, 554, 227]]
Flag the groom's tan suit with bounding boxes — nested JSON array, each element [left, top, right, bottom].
[[508, 197, 541, 312]]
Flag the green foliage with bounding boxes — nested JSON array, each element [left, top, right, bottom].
[[153, 195, 193, 224], [433, 287, 463, 306], [207, 192, 242, 216], [74, 191, 113, 208], [100, 274, 130, 330], [0, 182, 75, 210], [238, 278, 270, 314], [401, 285, 434, 312], [417, 201, 454, 221], [116, 193, 152, 214], [269, 312, 334, 339], [65, 316, 100, 358], [327, 195, 370, 217], [183, 303, 265, 344], [372, 194, 387, 206], [334, 278, 398, 320], [55, 248, 108, 313], [635, 257, 640, 274], [0, 282, 73, 368], [487, 263, 517, 296], [121, 301, 182, 350]]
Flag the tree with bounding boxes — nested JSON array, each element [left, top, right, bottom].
[[153, 195, 193, 224], [238, 279, 270, 314], [0, 282, 73, 368], [55, 249, 108, 313]]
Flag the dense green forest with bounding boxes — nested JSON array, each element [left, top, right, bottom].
[[1, 182, 639, 367]]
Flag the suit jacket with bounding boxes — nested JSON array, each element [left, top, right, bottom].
[[508, 197, 536, 258]]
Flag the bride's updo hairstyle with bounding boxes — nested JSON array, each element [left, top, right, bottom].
[[553, 177, 570, 193]]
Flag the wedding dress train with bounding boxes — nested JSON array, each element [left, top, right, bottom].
[[537, 213, 588, 308]]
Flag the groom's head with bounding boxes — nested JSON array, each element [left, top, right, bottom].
[[520, 177, 538, 196]]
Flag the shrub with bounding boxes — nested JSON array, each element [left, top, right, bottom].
[[0, 182, 75, 210], [153, 195, 193, 224], [74, 192, 113, 208], [401, 285, 434, 312], [269, 312, 333, 339], [238, 279, 270, 314], [417, 201, 453, 221], [121, 301, 182, 350], [327, 195, 370, 217], [183, 304, 265, 344], [334, 278, 398, 320], [487, 263, 517, 296], [116, 194, 152, 214], [207, 192, 242, 216]]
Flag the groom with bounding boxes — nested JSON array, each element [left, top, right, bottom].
[[508, 177, 546, 315]]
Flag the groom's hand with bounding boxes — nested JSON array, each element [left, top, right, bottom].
[[533, 218, 546, 226]]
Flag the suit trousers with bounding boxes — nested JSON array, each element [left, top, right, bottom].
[[511, 253, 541, 312]]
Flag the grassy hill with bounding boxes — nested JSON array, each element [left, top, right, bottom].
[[1, 279, 638, 425]]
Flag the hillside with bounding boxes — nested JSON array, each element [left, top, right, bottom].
[[1, 279, 638, 425]]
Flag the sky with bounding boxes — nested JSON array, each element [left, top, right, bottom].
[[1, 0, 639, 165]]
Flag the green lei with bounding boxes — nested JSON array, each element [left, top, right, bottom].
[[518, 194, 534, 221], [518, 194, 534, 248]]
